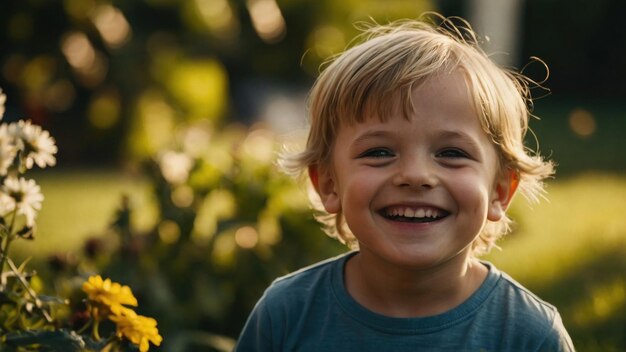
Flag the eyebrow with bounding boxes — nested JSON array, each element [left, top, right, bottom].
[[352, 130, 393, 144], [353, 129, 482, 145], [438, 130, 476, 140], [436, 130, 483, 149]]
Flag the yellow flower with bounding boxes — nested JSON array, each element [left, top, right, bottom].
[[82, 275, 138, 316], [110, 310, 163, 352]]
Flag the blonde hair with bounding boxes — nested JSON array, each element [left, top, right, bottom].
[[282, 14, 554, 256]]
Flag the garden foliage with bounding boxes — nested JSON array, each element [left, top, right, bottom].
[[52, 121, 345, 351], [1, 84, 345, 351], [0, 88, 162, 352]]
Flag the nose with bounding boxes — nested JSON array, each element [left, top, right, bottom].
[[392, 154, 439, 189]]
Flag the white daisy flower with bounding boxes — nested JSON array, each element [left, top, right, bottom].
[[0, 88, 6, 120], [1, 177, 44, 227], [0, 124, 17, 175], [9, 120, 57, 169]]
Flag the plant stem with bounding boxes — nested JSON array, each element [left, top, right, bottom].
[[77, 317, 93, 334], [0, 209, 17, 274], [0, 235, 12, 274], [0, 208, 54, 320], [93, 317, 102, 341], [6, 257, 53, 322]]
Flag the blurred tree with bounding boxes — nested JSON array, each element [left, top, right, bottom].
[[0, 0, 434, 166]]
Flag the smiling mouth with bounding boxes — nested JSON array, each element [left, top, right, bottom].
[[381, 206, 450, 223]]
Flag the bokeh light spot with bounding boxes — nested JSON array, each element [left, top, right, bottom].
[[91, 4, 132, 49], [22, 56, 56, 92], [62, 32, 95, 71], [235, 226, 259, 249], [193, 189, 236, 240], [568, 108, 596, 138], [171, 185, 195, 208], [241, 127, 275, 165], [166, 59, 228, 121], [129, 91, 176, 158], [159, 151, 194, 185], [246, 0, 286, 43], [212, 232, 236, 267], [188, 0, 240, 39], [61, 31, 108, 87], [258, 211, 281, 245], [88, 89, 121, 129], [158, 220, 181, 244]]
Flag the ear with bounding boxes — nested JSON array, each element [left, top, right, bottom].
[[309, 164, 341, 214], [487, 170, 520, 221]]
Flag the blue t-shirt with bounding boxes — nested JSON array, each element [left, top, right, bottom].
[[236, 252, 574, 351]]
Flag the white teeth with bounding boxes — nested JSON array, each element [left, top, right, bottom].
[[386, 206, 443, 219]]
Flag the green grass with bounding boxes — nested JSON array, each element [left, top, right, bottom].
[[12, 170, 157, 261], [487, 173, 626, 283]]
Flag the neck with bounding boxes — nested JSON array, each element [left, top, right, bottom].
[[344, 250, 488, 318]]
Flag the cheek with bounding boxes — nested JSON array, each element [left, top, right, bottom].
[[340, 174, 373, 203], [449, 171, 492, 215], [337, 170, 385, 211]]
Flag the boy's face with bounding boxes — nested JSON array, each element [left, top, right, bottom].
[[313, 71, 515, 270]]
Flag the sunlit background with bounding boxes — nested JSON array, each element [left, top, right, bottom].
[[1, 0, 625, 350]]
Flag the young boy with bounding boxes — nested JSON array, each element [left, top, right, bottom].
[[236, 15, 574, 351]]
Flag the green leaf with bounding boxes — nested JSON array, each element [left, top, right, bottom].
[[0, 302, 20, 329], [37, 294, 68, 305], [3, 329, 86, 351]]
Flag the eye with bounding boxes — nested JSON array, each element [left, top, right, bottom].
[[358, 148, 395, 159], [437, 148, 470, 159]]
